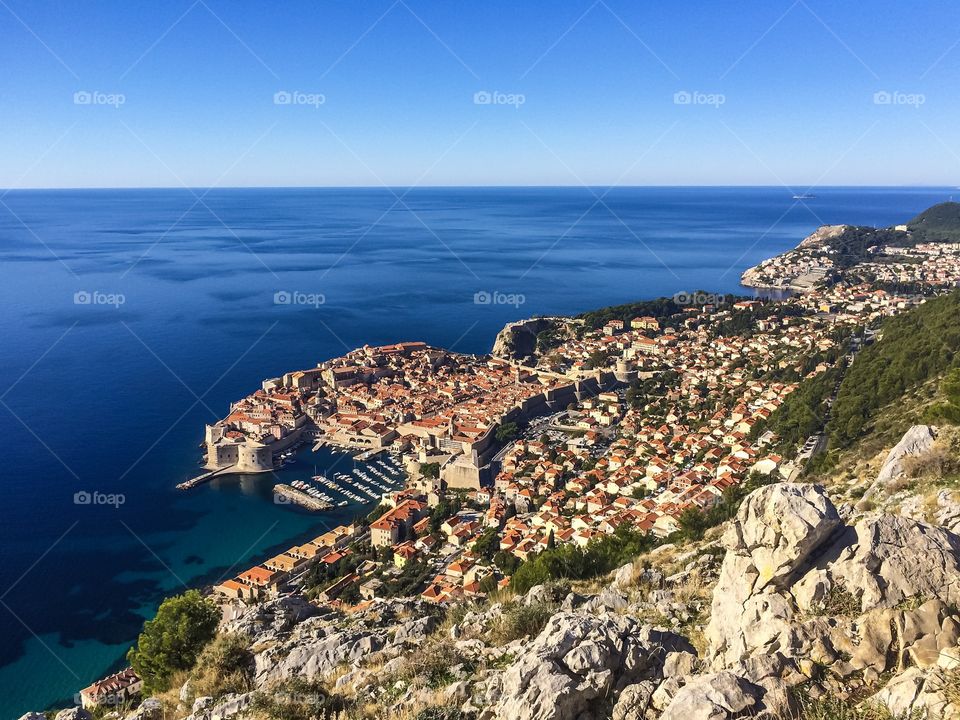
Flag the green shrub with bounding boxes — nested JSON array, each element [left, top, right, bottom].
[[510, 525, 655, 593], [127, 590, 220, 693], [829, 292, 960, 448]]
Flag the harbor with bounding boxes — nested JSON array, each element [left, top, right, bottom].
[[289, 454, 407, 508]]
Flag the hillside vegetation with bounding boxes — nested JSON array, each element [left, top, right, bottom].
[[907, 200, 960, 242], [827, 290, 960, 449]]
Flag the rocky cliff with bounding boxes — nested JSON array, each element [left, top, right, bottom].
[[796, 224, 850, 249], [491, 317, 559, 362], [31, 426, 960, 720]]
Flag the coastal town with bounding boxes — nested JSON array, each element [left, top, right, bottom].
[[197, 282, 938, 614], [740, 220, 960, 292], [79, 209, 960, 710]]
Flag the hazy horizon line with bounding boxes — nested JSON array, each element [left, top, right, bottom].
[[2, 183, 957, 192]]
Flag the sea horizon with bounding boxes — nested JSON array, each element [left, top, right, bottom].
[[3, 184, 957, 192]]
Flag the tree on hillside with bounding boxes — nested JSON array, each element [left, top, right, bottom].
[[927, 367, 960, 424], [127, 589, 221, 693], [496, 422, 519, 442]]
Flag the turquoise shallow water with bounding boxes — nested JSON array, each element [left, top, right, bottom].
[[0, 186, 953, 715]]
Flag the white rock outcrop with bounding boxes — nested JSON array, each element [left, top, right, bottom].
[[659, 672, 762, 720], [704, 474, 960, 718], [861, 424, 937, 505], [706, 483, 840, 665], [488, 612, 689, 720], [829, 513, 960, 610]]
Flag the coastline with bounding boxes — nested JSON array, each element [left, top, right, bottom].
[[5, 188, 952, 716]]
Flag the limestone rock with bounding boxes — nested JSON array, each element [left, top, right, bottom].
[[707, 483, 840, 665], [179, 678, 193, 703], [613, 562, 636, 589], [660, 672, 762, 720], [722, 483, 840, 592], [489, 612, 683, 720], [124, 698, 162, 720], [444, 680, 471, 705], [875, 425, 936, 489], [254, 623, 384, 683], [492, 318, 558, 361], [830, 514, 960, 610], [191, 696, 214, 714], [392, 615, 437, 644], [220, 594, 320, 643], [934, 489, 960, 534], [207, 692, 253, 720], [54, 710, 92, 720], [612, 681, 655, 720], [651, 677, 683, 711], [870, 667, 959, 720], [663, 651, 698, 678], [523, 583, 567, 607]]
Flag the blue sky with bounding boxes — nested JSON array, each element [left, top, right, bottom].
[[2, 0, 959, 187]]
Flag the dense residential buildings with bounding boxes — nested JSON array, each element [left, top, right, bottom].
[[203, 341, 624, 488]]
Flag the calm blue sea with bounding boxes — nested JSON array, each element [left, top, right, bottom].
[[0, 186, 953, 715]]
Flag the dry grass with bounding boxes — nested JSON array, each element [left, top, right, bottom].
[[943, 670, 960, 708], [903, 445, 960, 481], [489, 601, 553, 645], [189, 633, 254, 699], [149, 669, 190, 718], [793, 696, 897, 720], [346, 689, 460, 720], [387, 636, 464, 687], [671, 570, 710, 605]]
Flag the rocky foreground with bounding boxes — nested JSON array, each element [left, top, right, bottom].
[[31, 427, 960, 720]]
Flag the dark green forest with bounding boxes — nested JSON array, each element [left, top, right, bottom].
[[827, 291, 960, 448]]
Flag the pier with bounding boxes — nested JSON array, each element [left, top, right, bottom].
[[176, 464, 236, 490], [273, 483, 332, 511], [355, 447, 387, 461]]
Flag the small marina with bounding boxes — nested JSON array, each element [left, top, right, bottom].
[[287, 453, 406, 509], [179, 439, 407, 515]]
